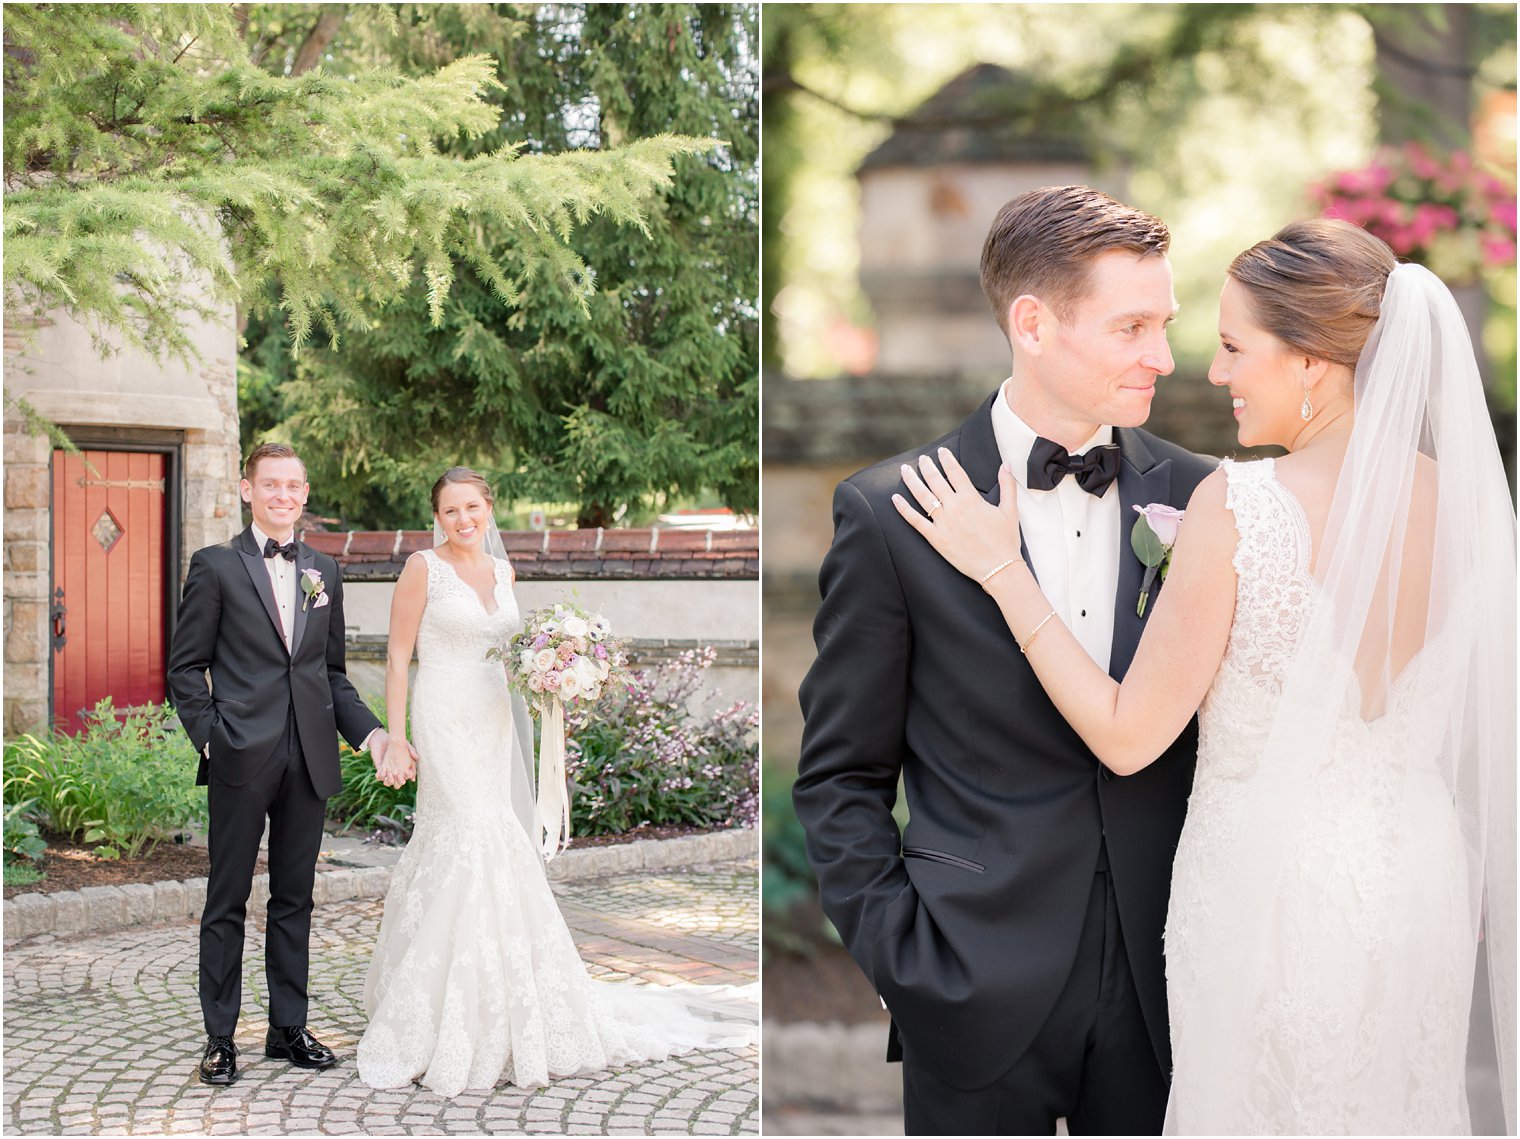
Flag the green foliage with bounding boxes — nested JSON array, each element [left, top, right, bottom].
[[240, 4, 758, 528], [2, 699, 206, 860], [3, 800, 48, 868], [4, 3, 713, 366], [327, 736, 417, 834], [565, 647, 757, 837], [4, 862, 45, 888], [762, 5, 1516, 377], [760, 758, 824, 958]]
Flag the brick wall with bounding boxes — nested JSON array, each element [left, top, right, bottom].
[[303, 528, 758, 581]]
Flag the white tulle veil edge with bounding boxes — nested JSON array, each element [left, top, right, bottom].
[[433, 516, 541, 865]]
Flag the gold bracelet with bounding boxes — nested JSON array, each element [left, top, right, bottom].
[[978, 557, 1020, 589], [1018, 610, 1057, 655]]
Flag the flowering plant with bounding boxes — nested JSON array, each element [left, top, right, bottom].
[[564, 647, 758, 836], [1132, 503, 1184, 617], [491, 600, 627, 710], [300, 567, 328, 610], [1311, 144, 1516, 281]]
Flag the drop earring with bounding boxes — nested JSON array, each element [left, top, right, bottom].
[[1300, 386, 1314, 422]]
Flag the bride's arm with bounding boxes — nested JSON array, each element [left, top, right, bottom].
[[895, 450, 1237, 775], [382, 553, 428, 785]]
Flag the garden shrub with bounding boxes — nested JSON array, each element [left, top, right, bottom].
[[2, 699, 205, 859]]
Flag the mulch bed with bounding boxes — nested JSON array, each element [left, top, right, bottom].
[[764, 939, 887, 1027], [4, 821, 730, 901], [3, 830, 264, 900]]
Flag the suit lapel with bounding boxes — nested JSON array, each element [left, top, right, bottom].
[[291, 542, 314, 657], [1109, 429, 1172, 679], [237, 527, 290, 656], [960, 392, 1036, 575]]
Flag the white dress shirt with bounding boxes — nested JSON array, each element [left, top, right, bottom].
[[250, 521, 298, 653], [990, 379, 1120, 674]]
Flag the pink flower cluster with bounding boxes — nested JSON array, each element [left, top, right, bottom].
[[1310, 143, 1517, 273]]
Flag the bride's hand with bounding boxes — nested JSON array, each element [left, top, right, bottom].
[[892, 448, 1024, 583], [377, 737, 413, 788]]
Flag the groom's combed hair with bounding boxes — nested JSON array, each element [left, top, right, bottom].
[[980, 185, 1170, 333], [243, 443, 305, 483]]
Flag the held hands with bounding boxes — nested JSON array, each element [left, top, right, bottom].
[[892, 448, 1025, 586], [371, 730, 419, 788]]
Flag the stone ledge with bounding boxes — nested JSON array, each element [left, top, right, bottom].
[[546, 827, 757, 883], [760, 1019, 903, 1115], [2, 828, 757, 943]]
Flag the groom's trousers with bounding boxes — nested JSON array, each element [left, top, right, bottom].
[[901, 860, 1168, 1136], [200, 705, 328, 1037]]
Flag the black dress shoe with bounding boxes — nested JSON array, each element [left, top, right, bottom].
[[198, 1034, 239, 1086], [265, 1024, 337, 1070]]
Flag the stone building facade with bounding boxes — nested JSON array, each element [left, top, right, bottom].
[[4, 304, 240, 735]]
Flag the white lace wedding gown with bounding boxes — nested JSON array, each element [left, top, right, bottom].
[[356, 548, 755, 1097], [1163, 459, 1471, 1134]]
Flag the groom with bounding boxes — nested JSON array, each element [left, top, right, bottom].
[[168, 443, 396, 1086], [794, 186, 1215, 1134]]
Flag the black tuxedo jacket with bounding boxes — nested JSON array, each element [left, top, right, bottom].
[[167, 527, 380, 799], [793, 394, 1216, 1091]]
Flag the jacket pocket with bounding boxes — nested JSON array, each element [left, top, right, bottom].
[[902, 846, 985, 874]]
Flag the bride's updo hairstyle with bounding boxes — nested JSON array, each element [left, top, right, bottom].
[[1227, 218, 1398, 368], [430, 467, 495, 514]]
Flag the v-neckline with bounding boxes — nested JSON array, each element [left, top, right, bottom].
[[434, 550, 499, 616]]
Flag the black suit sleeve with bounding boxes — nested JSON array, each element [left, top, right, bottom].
[[794, 478, 915, 986], [167, 548, 221, 755], [322, 560, 382, 750]]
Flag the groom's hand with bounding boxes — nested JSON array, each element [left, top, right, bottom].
[[402, 740, 419, 784], [369, 729, 403, 789]]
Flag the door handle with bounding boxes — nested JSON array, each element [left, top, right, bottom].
[[50, 587, 67, 653]]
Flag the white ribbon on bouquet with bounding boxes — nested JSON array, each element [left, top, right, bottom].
[[535, 695, 571, 860]]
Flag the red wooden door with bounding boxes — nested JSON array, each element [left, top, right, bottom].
[[51, 450, 168, 732]]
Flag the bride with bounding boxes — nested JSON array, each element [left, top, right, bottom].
[[896, 219, 1514, 1134], [355, 466, 755, 1097]]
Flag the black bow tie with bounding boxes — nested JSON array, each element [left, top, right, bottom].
[[1027, 438, 1121, 496], [263, 538, 298, 562]]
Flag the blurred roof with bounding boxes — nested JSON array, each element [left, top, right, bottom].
[[859, 63, 1091, 172]]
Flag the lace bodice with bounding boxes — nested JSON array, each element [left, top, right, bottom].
[[414, 547, 521, 668], [1192, 458, 1315, 780]]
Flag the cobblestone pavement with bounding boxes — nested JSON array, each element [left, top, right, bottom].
[[4, 861, 757, 1135]]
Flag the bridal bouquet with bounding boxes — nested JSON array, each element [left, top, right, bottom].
[[488, 601, 628, 859], [496, 601, 628, 706]]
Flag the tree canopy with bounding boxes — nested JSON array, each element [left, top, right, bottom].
[[237, 4, 759, 528], [762, 4, 1515, 379], [3, 4, 715, 370]]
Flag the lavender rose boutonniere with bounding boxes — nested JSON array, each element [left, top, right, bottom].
[[300, 567, 328, 611], [1131, 503, 1184, 617]]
